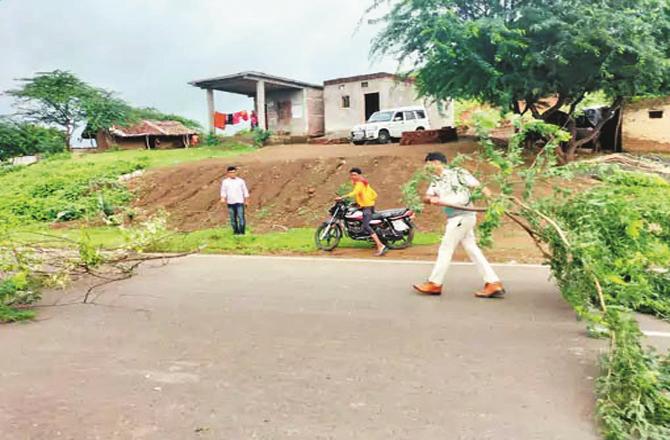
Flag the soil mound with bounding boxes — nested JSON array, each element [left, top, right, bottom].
[[134, 153, 448, 232]]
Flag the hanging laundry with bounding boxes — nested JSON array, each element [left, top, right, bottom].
[[226, 114, 234, 125], [214, 112, 227, 129], [239, 110, 249, 121], [232, 112, 242, 125]]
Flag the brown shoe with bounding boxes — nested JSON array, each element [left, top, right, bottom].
[[475, 282, 506, 298], [413, 282, 443, 296]]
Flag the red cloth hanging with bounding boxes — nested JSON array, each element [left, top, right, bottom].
[[239, 110, 249, 121], [214, 112, 227, 129], [232, 112, 241, 125]]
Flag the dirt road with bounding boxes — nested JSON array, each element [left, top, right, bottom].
[[1, 256, 602, 439]]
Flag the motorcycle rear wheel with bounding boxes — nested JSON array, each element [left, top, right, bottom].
[[315, 223, 343, 251], [385, 225, 415, 250]]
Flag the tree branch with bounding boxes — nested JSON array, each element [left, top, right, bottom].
[[540, 94, 566, 120]]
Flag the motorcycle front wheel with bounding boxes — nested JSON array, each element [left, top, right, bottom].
[[315, 222, 343, 251]]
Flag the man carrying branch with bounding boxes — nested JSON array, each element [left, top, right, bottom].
[[413, 152, 505, 298]]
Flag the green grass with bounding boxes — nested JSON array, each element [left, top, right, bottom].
[[0, 142, 253, 227], [71, 142, 253, 169], [0, 305, 35, 323], [14, 226, 442, 255]]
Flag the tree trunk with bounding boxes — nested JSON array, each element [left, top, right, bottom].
[[528, 96, 623, 162], [64, 120, 73, 149], [613, 106, 623, 153]]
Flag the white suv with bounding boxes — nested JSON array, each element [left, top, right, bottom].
[[351, 106, 430, 145]]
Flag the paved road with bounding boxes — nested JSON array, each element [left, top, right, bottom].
[[1, 256, 603, 440]]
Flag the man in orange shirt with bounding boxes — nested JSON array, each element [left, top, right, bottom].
[[336, 167, 388, 256]]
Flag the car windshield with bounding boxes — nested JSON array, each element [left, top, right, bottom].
[[367, 111, 393, 123]]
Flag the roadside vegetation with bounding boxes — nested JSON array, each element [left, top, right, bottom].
[[402, 114, 670, 439], [13, 226, 442, 256], [0, 143, 252, 322], [375, 1, 670, 436]]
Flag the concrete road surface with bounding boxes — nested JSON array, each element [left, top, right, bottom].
[[1, 255, 604, 440]]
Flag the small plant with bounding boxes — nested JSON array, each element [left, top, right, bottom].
[[252, 128, 271, 147], [401, 169, 433, 213], [256, 206, 272, 219], [204, 133, 224, 146], [336, 182, 353, 197]]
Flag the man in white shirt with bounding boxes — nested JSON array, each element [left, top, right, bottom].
[[220, 166, 250, 235], [413, 152, 506, 298]]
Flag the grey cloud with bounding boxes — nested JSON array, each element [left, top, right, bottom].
[[0, 0, 395, 128]]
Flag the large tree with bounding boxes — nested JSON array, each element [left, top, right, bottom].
[[5, 70, 132, 147], [371, 0, 670, 160]]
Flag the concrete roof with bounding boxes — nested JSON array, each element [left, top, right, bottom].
[[189, 71, 323, 96], [324, 72, 413, 86]]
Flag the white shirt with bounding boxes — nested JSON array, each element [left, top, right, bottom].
[[220, 177, 249, 205], [426, 168, 479, 217]]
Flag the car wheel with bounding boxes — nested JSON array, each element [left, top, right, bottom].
[[352, 140, 365, 146], [416, 127, 425, 131], [377, 130, 391, 144]]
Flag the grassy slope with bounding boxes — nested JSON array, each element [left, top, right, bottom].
[[4, 143, 442, 254], [0, 143, 253, 227], [79, 143, 253, 169]]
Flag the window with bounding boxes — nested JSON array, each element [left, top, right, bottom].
[[415, 110, 426, 119], [361, 81, 369, 88], [393, 112, 404, 122], [649, 110, 664, 119], [368, 111, 393, 122], [338, 84, 345, 91], [404, 111, 416, 120], [342, 96, 351, 108]]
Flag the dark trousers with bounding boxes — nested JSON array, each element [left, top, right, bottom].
[[361, 206, 375, 235], [228, 203, 246, 235]]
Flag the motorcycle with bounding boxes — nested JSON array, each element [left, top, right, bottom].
[[315, 200, 416, 251]]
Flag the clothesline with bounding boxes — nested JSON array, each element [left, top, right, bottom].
[[214, 110, 258, 130]]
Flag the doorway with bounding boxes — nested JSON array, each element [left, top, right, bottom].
[[364, 92, 380, 122]]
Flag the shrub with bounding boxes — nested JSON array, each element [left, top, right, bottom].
[[252, 128, 271, 147], [0, 119, 66, 161]]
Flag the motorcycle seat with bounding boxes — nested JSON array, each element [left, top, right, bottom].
[[372, 208, 409, 220]]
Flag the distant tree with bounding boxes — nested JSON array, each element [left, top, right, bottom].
[[371, 0, 670, 161], [0, 119, 66, 161], [5, 70, 132, 147]]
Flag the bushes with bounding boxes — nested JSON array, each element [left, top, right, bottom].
[[0, 120, 66, 161], [402, 117, 670, 439], [541, 172, 670, 439], [547, 173, 670, 319], [252, 128, 271, 147]]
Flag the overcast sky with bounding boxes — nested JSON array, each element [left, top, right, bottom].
[[0, 0, 395, 131]]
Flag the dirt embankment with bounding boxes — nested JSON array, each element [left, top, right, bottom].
[[132, 140, 585, 262], [134, 141, 483, 232]]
